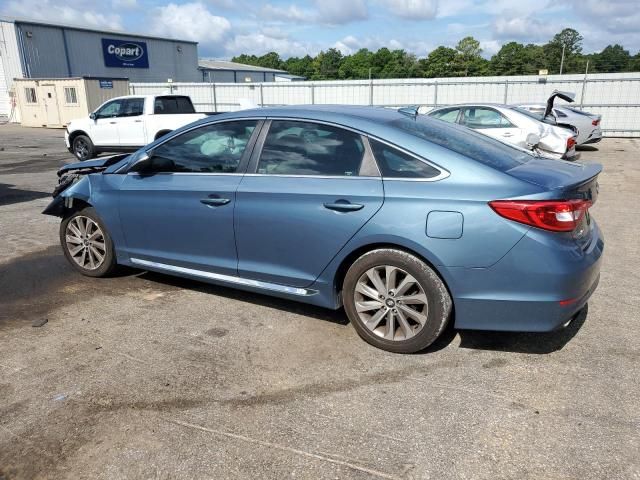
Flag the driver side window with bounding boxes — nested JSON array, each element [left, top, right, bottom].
[[146, 121, 258, 173], [96, 100, 124, 119]]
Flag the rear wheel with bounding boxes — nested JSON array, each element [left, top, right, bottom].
[[72, 135, 96, 161], [60, 207, 116, 277], [343, 249, 452, 353]]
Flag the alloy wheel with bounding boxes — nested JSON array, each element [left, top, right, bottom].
[[65, 215, 106, 270], [74, 139, 89, 159], [354, 265, 429, 341]]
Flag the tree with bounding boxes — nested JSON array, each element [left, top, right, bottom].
[[490, 42, 547, 75], [420, 46, 458, 77], [338, 48, 375, 79], [311, 48, 344, 80], [283, 55, 315, 78], [454, 36, 487, 76], [594, 44, 630, 72], [628, 52, 640, 72], [544, 28, 584, 74], [380, 50, 419, 78], [257, 52, 284, 70]]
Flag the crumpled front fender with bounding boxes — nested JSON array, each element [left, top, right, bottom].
[[41, 176, 92, 217]]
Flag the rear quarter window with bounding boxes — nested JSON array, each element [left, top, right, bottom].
[[389, 116, 532, 172], [154, 96, 196, 114]]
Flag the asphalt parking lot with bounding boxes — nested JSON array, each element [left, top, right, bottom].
[[0, 124, 638, 480]]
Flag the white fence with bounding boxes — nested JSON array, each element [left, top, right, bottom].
[[131, 72, 640, 137]]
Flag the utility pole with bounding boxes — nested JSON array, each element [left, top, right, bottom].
[[559, 44, 566, 75]]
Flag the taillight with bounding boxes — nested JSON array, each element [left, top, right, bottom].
[[489, 199, 592, 232], [567, 137, 576, 150], [592, 119, 600, 126]]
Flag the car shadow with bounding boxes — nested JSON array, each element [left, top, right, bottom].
[[0, 182, 50, 206], [455, 306, 588, 354], [135, 270, 349, 326], [132, 269, 588, 354], [577, 145, 599, 152]]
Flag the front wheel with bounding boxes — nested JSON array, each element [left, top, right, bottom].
[[60, 207, 117, 277], [343, 249, 452, 353], [72, 134, 96, 161]]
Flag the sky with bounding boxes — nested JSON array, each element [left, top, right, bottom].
[[1, 0, 639, 59]]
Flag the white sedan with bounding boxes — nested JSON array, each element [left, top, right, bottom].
[[427, 103, 578, 161]]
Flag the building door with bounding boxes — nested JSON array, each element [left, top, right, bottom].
[[41, 85, 61, 127]]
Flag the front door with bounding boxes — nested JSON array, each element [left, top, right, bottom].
[[460, 106, 524, 146], [117, 97, 147, 146], [41, 85, 60, 127], [91, 98, 124, 146], [235, 120, 384, 287], [117, 120, 261, 275]]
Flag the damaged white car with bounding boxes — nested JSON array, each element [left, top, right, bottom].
[[427, 92, 579, 161]]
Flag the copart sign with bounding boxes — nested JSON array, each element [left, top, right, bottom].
[[102, 38, 149, 68]]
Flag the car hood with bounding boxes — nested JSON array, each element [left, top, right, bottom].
[[57, 154, 129, 177]]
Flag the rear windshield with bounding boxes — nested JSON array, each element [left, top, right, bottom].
[[389, 115, 533, 172], [154, 96, 196, 114]]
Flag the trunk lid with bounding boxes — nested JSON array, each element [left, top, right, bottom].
[[506, 158, 601, 193]]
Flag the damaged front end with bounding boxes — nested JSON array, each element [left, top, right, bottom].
[[42, 154, 129, 217]]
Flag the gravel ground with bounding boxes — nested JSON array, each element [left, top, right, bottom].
[[0, 124, 638, 480]]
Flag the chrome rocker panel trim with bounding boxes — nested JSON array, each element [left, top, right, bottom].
[[130, 258, 318, 296]]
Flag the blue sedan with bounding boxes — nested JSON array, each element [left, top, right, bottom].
[[44, 106, 604, 353]]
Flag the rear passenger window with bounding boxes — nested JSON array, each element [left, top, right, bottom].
[[370, 139, 441, 179], [258, 121, 365, 176]]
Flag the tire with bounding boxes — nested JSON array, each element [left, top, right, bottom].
[[60, 207, 117, 277], [72, 134, 96, 161], [343, 249, 452, 353]]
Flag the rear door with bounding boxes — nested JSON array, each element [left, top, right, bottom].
[[235, 119, 384, 287], [461, 107, 524, 147]]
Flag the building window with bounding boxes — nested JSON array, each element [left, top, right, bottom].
[[25, 87, 37, 104], [64, 87, 78, 105]]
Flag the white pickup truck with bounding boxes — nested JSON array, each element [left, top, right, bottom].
[[65, 95, 208, 160]]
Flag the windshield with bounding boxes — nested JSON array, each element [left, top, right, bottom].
[[389, 115, 535, 172]]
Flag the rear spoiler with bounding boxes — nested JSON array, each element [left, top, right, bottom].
[[544, 91, 575, 119]]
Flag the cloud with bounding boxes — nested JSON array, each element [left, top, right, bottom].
[[315, 0, 368, 24], [571, 0, 640, 34], [260, 3, 311, 23], [333, 35, 432, 56], [150, 2, 231, 48], [492, 16, 560, 43], [260, 0, 367, 25], [379, 0, 437, 20], [225, 32, 316, 58], [111, 0, 137, 9], [2, 0, 123, 30]]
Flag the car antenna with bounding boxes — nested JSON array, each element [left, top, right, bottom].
[[398, 105, 419, 119]]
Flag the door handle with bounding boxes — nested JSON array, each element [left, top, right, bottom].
[[201, 198, 231, 207], [324, 201, 364, 212], [502, 132, 513, 137], [109, 121, 117, 124], [134, 120, 142, 123]]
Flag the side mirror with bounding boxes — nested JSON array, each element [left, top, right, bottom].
[[89, 112, 97, 120], [127, 151, 152, 173], [526, 133, 541, 148]]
